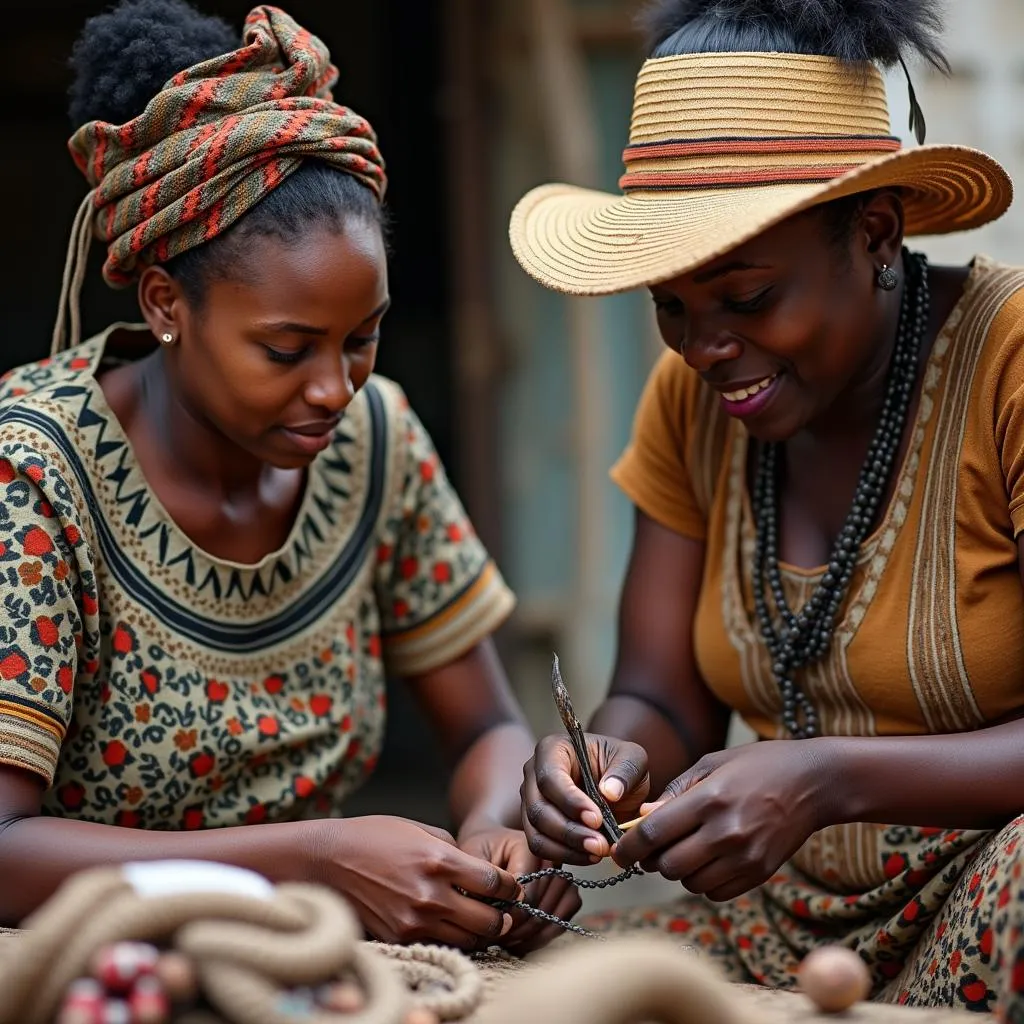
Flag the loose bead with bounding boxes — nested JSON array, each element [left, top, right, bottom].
[[154, 953, 199, 1005], [128, 977, 171, 1024], [405, 1010, 442, 1024], [798, 946, 871, 1012], [91, 943, 159, 995], [319, 981, 366, 1012], [276, 988, 317, 1016], [57, 980, 106, 1024]]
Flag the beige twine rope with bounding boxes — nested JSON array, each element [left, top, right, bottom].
[[473, 937, 746, 1024], [0, 865, 786, 1024], [373, 945, 481, 1020], [0, 867, 481, 1024], [52, 192, 96, 356]]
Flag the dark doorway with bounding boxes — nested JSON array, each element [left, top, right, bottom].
[[2, 0, 456, 824]]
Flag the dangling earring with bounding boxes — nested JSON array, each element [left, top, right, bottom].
[[160, 332, 176, 346], [877, 264, 899, 291]]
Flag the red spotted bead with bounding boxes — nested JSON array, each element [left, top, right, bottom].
[[91, 942, 159, 994], [129, 975, 171, 1024], [56, 980, 106, 1024]]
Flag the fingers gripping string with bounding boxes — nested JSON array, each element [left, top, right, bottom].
[[488, 655, 642, 941]]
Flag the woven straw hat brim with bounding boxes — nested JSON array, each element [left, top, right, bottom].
[[510, 145, 1013, 297]]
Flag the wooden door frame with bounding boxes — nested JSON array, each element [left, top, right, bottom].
[[441, 0, 505, 557]]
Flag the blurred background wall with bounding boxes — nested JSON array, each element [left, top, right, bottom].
[[3, 0, 1022, 832]]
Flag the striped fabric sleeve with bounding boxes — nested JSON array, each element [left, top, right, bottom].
[[0, 445, 95, 783], [374, 397, 515, 677], [993, 298, 1024, 538]]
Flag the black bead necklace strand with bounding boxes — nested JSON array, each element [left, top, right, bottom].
[[752, 249, 930, 740], [487, 866, 639, 940]]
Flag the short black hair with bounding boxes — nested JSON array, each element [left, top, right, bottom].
[[639, 0, 948, 70], [818, 191, 876, 255], [68, 0, 385, 306]]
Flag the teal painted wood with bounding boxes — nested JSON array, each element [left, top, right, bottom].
[[492, 26, 654, 685]]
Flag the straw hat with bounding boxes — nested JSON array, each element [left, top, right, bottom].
[[509, 52, 1013, 296]]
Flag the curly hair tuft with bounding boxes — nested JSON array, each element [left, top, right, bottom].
[[68, 0, 238, 128]]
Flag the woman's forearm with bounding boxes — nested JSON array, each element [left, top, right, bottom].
[[818, 719, 1024, 830], [0, 813, 320, 925], [588, 694, 698, 796], [450, 721, 536, 836]]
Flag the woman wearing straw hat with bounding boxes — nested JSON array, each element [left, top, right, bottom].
[[0, 0, 582, 951], [517, 0, 1024, 1012]]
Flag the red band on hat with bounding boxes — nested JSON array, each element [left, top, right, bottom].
[[622, 135, 901, 163]]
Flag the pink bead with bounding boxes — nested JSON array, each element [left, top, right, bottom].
[[56, 1007, 102, 1024], [154, 951, 199, 1004], [101, 999, 131, 1024], [798, 946, 871, 1013], [91, 943, 159, 994], [64, 979, 105, 1001], [318, 981, 365, 1012], [129, 976, 171, 1024], [57, 979, 106, 1024], [404, 1010, 441, 1024]]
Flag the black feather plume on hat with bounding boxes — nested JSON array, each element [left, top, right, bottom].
[[639, 0, 947, 143], [640, 0, 949, 70]]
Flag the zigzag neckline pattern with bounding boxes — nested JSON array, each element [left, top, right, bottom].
[[0, 342, 390, 650]]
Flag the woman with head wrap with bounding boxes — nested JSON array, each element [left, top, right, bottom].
[[0, 0, 579, 950], [517, 0, 1024, 1014]]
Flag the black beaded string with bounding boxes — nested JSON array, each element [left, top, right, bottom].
[[515, 865, 641, 889], [752, 249, 930, 739], [488, 865, 641, 940]]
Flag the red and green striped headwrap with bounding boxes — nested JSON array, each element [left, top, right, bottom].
[[53, 4, 386, 354]]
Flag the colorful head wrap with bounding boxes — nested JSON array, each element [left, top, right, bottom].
[[53, 4, 387, 354]]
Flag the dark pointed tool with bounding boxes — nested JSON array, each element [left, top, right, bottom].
[[551, 653, 624, 847], [471, 653, 638, 940]]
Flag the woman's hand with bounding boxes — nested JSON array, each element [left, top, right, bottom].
[[458, 824, 582, 954], [312, 815, 524, 949], [520, 733, 651, 865], [612, 741, 830, 901]]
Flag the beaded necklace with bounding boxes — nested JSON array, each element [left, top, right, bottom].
[[498, 263, 932, 937], [752, 249, 930, 738]]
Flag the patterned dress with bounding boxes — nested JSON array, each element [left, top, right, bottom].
[[0, 325, 514, 830], [586, 258, 1024, 1019]]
